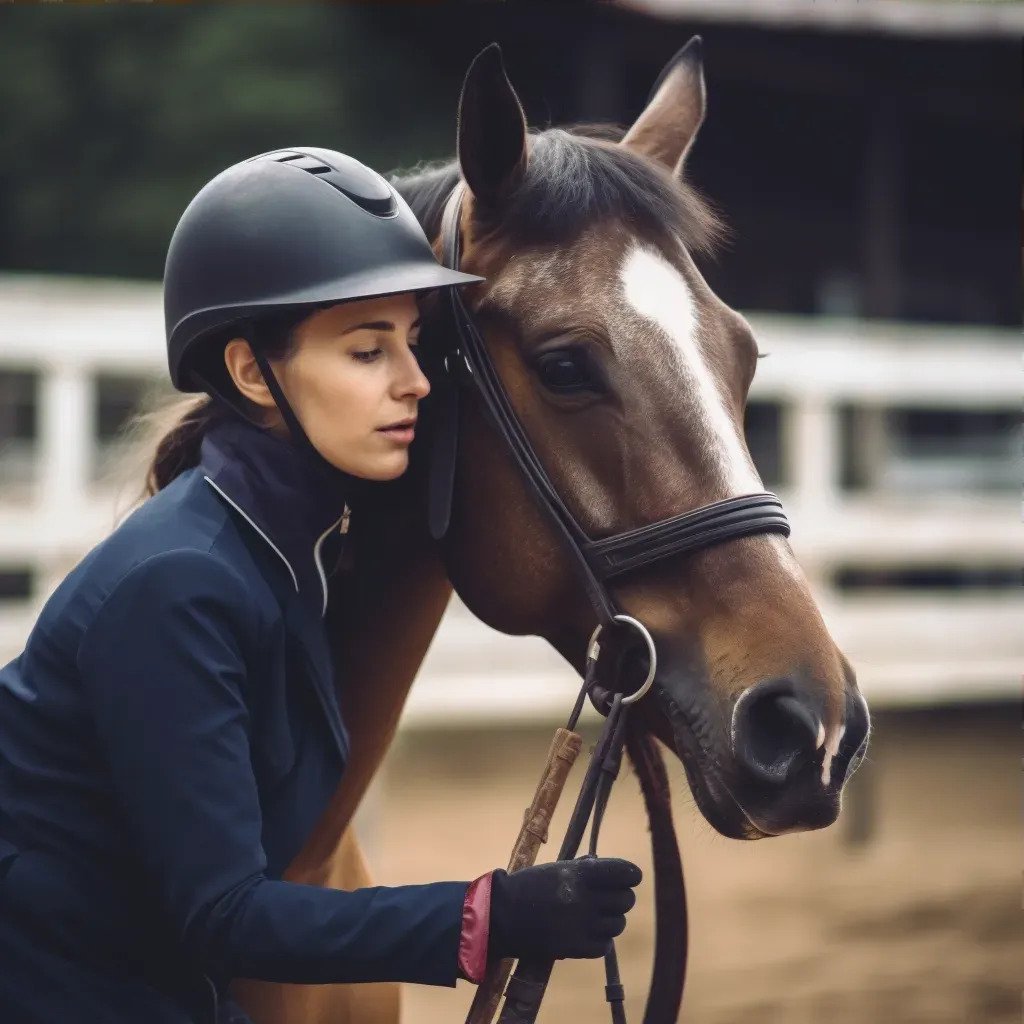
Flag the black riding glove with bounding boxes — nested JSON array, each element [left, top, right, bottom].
[[487, 856, 642, 962]]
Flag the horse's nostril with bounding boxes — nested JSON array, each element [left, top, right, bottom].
[[845, 692, 871, 755], [732, 683, 822, 786], [836, 691, 871, 784]]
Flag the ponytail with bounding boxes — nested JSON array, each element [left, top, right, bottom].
[[124, 317, 298, 504], [116, 394, 232, 507], [145, 397, 226, 496]]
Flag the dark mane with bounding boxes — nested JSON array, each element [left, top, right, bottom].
[[391, 125, 724, 256], [390, 161, 461, 240]]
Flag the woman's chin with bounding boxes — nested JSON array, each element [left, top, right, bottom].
[[351, 455, 410, 482], [375, 463, 410, 482], [320, 442, 411, 481]]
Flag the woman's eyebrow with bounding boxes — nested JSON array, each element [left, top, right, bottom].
[[340, 320, 394, 335], [340, 317, 421, 336]]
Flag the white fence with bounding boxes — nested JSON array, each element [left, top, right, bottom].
[[0, 275, 1019, 723]]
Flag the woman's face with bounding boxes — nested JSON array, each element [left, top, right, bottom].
[[225, 292, 430, 480]]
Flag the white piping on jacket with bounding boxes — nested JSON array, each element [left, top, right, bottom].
[[204, 476, 299, 593], [206, 476, 350, 616]]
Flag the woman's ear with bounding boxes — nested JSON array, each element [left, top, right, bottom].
[[223, 337, 276, 409]]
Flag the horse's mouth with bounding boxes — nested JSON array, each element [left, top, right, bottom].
[[650, 686, 772, 842], [650, 683, 853, 840]]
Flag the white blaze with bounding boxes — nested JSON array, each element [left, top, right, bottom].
[[619, 244, 760, 495]]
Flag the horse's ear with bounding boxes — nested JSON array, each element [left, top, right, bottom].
[[621, 36, 705, 177], [457, 43, 528, 208]]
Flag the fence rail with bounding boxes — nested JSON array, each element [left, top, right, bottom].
[[0, 275, 1019, 718]]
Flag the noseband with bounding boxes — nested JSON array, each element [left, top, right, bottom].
[[428, 183, 791, 1024]]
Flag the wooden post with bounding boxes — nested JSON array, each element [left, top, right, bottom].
[[465, 727, 583, 1024]]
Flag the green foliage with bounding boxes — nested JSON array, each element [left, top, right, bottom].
[[0, 5, 459, 280]]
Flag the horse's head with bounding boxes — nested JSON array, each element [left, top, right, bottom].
[[406, 41, 869, 840]]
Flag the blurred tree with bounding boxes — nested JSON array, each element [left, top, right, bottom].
[[0, 5, 461, 280]]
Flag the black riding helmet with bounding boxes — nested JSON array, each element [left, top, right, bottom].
[[162, 146, 481, 486], [165, 146, 480, 392]]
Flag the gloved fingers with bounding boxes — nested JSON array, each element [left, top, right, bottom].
[[591, 888, 637, 916], [580, 856, 643, 890], [589, 914, 629, 941], [561, 938, 614, 961]]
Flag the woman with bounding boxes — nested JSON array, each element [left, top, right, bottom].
[[0, 147, 642, 1024]]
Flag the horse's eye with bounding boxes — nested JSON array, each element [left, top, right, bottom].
[[535, 348, 597, 393]]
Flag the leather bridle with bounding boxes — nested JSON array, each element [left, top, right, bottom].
[[427, 182, 791, 1024]]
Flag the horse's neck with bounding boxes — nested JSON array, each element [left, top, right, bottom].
[[286, 502, 452, 875]]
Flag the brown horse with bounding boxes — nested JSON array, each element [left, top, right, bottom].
[[232, 37, 870, 1024]]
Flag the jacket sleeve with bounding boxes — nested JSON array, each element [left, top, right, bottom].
[[76, 548, 470, 986]]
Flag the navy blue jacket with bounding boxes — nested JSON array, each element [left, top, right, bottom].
[[0, 418, 469, 1024]]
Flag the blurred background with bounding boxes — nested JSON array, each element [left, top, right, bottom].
[[0, 2, 1019, 1022]]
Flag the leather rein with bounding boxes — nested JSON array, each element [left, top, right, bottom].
[[427, 182, 791, 1024]]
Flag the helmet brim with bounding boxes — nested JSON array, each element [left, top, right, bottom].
[[289, 259, 485, 304]]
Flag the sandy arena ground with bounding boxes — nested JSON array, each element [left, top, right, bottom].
[[361, 704, 1018, 1024]]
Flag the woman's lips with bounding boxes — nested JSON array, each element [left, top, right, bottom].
[[377, 423, 416, 443]]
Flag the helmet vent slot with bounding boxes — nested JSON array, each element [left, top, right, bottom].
[[280, 155, 333, 174], [264, 150, 397, 217]]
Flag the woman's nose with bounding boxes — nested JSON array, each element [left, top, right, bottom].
[[398, 350, 430, 400]]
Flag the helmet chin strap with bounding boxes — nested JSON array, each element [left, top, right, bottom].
[[192, 318, 371, 504], [250, 347, 370, 504]]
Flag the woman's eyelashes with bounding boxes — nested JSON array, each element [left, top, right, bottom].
[[352, 347, 383, 363], [350, 337, 421, 364]]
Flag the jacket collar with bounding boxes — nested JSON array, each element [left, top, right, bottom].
[[199, 416, 351, 616]]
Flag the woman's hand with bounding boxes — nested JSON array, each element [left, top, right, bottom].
[[487, 856, 642, 962]]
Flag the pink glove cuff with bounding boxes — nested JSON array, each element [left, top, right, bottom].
[[458, 871, 494, 984]]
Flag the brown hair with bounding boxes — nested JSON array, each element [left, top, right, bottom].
[[143, 395, 231, 497], [100, 392, 214, 528], [138, 312, 308, 498]]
